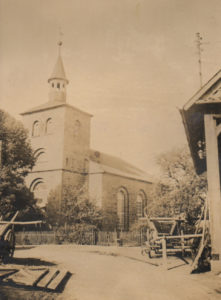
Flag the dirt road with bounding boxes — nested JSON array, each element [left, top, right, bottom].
[[1, 245, 221, 300]]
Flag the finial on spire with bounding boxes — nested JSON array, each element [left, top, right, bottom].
[[58, 28, 63, 55]]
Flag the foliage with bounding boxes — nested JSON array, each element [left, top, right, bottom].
[[46, 184, 103, 231], [0, 110, 37, 218], [148, 146, 207, 227], [101, 210, 119, 231], [55, 223, 98, 245]]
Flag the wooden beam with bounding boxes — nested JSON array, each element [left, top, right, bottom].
[[0, 221, 42, 225], [204, 114, 221, 260], [157, 234, 203, 240]]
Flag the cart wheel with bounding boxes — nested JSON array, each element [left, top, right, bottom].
[[5, 229, 15, 258], [148, 250, 155, 259], [141, 247, 150, 256]]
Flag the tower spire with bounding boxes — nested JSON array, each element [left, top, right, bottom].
[[48, 38, 68, 103]]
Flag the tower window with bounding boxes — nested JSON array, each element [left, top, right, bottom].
[[57, 83, 60, 89], [52, 83, 54, 88], [32, 121, 40, 137], [34, 148, 47, 163], [45, 118, 53, 134]]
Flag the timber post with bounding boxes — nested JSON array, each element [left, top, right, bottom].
[[204, 114, 221, 262], [162, 237, 167, 270]]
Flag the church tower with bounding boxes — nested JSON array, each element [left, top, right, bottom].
[[21, 42, 92, 207]]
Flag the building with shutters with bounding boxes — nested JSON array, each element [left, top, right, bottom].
[[21, 43, 152, 231]]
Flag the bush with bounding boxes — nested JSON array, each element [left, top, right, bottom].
[[55, 223, 97, 245]]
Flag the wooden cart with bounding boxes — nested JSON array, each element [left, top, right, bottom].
[[141, 216, 201, 258], [141, 201, 210, 272]]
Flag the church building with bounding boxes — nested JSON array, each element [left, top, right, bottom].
[[21, 43, 152, 231]]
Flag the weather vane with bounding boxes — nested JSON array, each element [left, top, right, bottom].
[[58, 28, 63, 54]]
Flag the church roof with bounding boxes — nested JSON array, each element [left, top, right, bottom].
[[89, 149, 153, 183], [48, 54, 68, 83], [20, 100, 92, 117]]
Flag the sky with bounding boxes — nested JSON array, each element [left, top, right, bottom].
[[1, 0, 221, 175]]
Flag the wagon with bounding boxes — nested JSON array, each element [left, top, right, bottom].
[[141, 203, 210, 272], [141, 216, 203, 258]]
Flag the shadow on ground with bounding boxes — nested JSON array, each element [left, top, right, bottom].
[[8, 257, 56, 267], [0, 271, 72, 292], [0, 285, 58, 300], [15, 246, 36, 251], [0, 266, 72, 300]]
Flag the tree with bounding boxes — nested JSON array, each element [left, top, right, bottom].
[[46, 184, 102, 229], [0, 109, 36, 218], [148, 146, 207, 225], [46, 184, 103, 244]]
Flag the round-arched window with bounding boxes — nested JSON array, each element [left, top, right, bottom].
[[136, 191, 147, 218], [32, 121, 40, 137], [46, 118, 53, 134], [34, 148, 47, 163], [30, 178, 47, 207], [117, 188, 129, 231]]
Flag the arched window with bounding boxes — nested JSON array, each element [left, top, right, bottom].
[[136, 190, 147, 218], [57, 83, 60, 89], [117, 187, 129, 231], [30, 177, 44, 192], [34, 148, 46, 163], [32, 121, 40, 137], [29, 178, 47, 207], [46, 118, 53, 134]]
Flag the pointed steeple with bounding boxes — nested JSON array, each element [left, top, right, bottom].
[[48, 52, 68, 83], [48, 41, 69, 102]]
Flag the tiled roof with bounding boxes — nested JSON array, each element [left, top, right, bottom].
[[21, 101, 92, 116], [89, 149, 153, 182]]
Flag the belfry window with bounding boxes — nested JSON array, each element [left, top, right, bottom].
[[32, 121, 40, 137], [45, 118, 53, 134], [57, 83, 60, 89], [52, 83, 54, 88]]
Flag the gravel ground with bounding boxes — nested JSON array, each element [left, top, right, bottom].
[[0, 244, 221, 300]]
